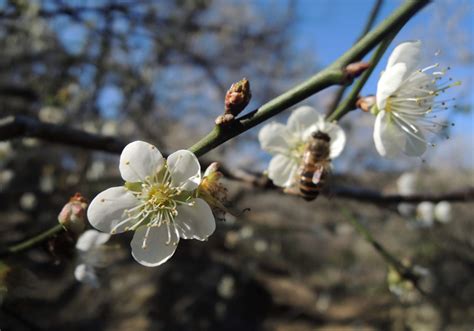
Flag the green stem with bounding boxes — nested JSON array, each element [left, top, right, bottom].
[[327, 28, 399, 122], [327, 0, 384, 116], [341, 209, 424, 292], [189, 0, 430, 157], [0, 224, 64, 257]]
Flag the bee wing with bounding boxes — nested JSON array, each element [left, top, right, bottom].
[[312, 164, 325, 185]]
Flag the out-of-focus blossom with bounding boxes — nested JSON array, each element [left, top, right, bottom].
[[0, 170, 14, 191], [396, 172, 418, 217], [434, 201, 452, 223], [416, 201, 435, 227], [87, 141, 216, 267], [20, 192, 37, 211], [39, 106, 65, 124], [258, 106, 346, 188], [101, 120, 119, 136], [74, 230, 111, 288]]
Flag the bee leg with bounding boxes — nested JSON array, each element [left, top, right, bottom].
[[283, 186, 300, 196]]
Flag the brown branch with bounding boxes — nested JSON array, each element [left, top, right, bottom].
[[0, 115, 127, 153], [2, 115, 470, 205], [220, 167, 474, 204]]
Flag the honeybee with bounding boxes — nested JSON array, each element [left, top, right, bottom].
[[298, 131, 331, 201]]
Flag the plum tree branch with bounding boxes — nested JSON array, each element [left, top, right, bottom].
[[188, 0, 430, 157], [326, 0, 384, 116], [0, 115, 127, 153]]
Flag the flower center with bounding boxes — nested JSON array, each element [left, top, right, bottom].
[[114, 165, 194, 240]]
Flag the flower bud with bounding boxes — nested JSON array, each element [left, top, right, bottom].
[[198, 162, 230, 220], [344, 62, 370, 81], [58, 193, 88, 234], [225, 78, 251, 116], [356, 95, 376, 113], [216, 78, 251, 125]]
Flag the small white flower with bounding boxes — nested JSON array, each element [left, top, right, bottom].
[[396, 172, 418, 217], [374, 41, 459, 158], [258, 106, 346, 188], [74, 230, 111, 288], [434, 201, 452, 224], [87, 141, 216, 267], [416, 201, 435, 227]]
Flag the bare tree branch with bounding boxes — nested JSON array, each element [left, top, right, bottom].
[[0, 115, 127, 153]]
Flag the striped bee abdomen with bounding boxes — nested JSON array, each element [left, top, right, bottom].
[[299, 165, 327, 201]]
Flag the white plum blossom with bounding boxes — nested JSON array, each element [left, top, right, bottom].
[[74, 230, 111, 288], [87, 141, 216, 267], [396, 172, 417, 217], [258, 106, 346, 188], [373, 40, 459, 158], [416, 200, 452, 226], [416, 201, 435, 227], [434, 200, 452, 224]]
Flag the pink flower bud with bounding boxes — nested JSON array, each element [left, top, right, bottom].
[[224, 78, 251, 117], [58, 193, 88, 234]]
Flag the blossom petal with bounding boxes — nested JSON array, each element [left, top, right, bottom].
[[316, 121, 346, 159], [376, 63, 407, 110], [119, 141, 164, 182], [287, 106, 323, 139], [373, 111, 405, 158], [76, 229, 111, 251], [175, 198, 215, 240], [167, 150, 201, 191], [268, 154, 298, 188], [386, 41, 421, 76], [258, 122, 293, 154], [87, 186, 140, 234], [74, 264, 100, 288], [402, 125, 427, 157], [131, 225, 178, 267]]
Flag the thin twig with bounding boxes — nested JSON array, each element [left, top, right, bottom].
[[326, 0, 384, 116], [341, 208, 426, 295], [0, 224, 64, 258]]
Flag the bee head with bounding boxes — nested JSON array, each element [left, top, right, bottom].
[[311, 131, 330, 142]]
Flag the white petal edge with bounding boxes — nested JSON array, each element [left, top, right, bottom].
[[167, 150, 201, 191], [76, 229, 111, 251], [386, 41, 421, 77], [373, 111, 404, 158], [87, 186, 140, 234], [376, 63, 407, 110], [131, 225, 179, 267], [258, 122, 293, 154], [397, 120, 427, 157], [268, 154, 298, 188], [175, 198, 216, 240], [318, 121, 346, 159], [287, 106, 323, 139], [119, 141, 164, 182], [74, 264, 100, 288]]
